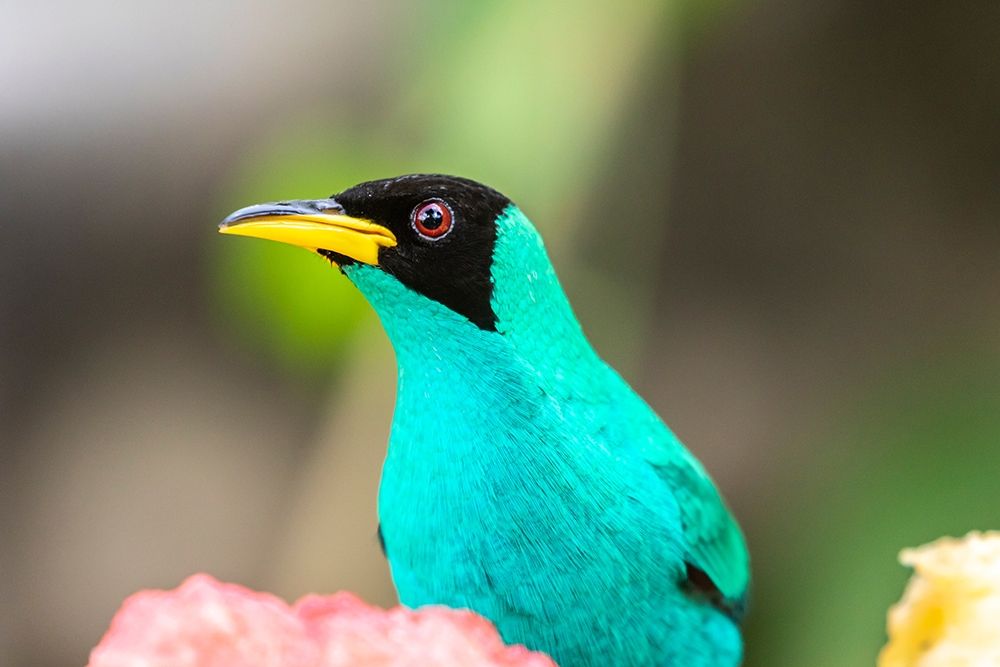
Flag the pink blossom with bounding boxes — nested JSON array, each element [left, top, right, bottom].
[[89, 574, 556, 667]]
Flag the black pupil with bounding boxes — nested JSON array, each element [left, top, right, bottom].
[[420, 205, 443, 230]]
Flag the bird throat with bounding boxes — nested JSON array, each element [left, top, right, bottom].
[[343, 206, 601, 392]]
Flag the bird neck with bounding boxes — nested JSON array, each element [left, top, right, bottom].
[[344, 205, 607, 400], [488, 206, 606, 395], [344, 262, 541, 468]]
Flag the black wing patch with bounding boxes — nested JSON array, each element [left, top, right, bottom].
[[684, 561, 748, 624], [377, 524, 387, 557]]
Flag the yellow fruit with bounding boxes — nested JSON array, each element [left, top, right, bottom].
[[879, 531, 1000, 667]]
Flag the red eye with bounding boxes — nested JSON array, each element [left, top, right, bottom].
[[411, 199, 454, 239]]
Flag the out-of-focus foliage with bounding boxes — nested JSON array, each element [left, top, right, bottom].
[[751, 344, 1000, 667], [210, 0, 669, 378], [210, 123, 380, 376]]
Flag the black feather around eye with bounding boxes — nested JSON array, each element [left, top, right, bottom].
[[332, 175, 511, 331]]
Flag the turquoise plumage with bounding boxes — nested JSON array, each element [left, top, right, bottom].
[[220, 175, 750, 666]]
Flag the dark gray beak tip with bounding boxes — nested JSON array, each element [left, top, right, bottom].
[[219, 199, 345, 229]]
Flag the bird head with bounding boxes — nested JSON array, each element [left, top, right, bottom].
[[220, 174, 553, 336]]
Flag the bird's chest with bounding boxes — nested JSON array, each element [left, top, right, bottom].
[[377, 369, 680, 617], [379, 374, 569, 565]]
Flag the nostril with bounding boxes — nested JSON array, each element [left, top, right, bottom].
[[315, 199, 345, 213]]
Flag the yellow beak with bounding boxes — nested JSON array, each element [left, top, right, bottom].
[[218, 200, 397, 265]]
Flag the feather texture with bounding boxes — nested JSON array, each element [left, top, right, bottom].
[[344, 206, 749, 667]]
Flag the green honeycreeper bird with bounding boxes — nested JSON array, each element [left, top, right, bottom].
[[220, 175, 749, 666]]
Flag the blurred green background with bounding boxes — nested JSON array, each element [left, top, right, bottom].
[[2, 1, 999, 666]]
